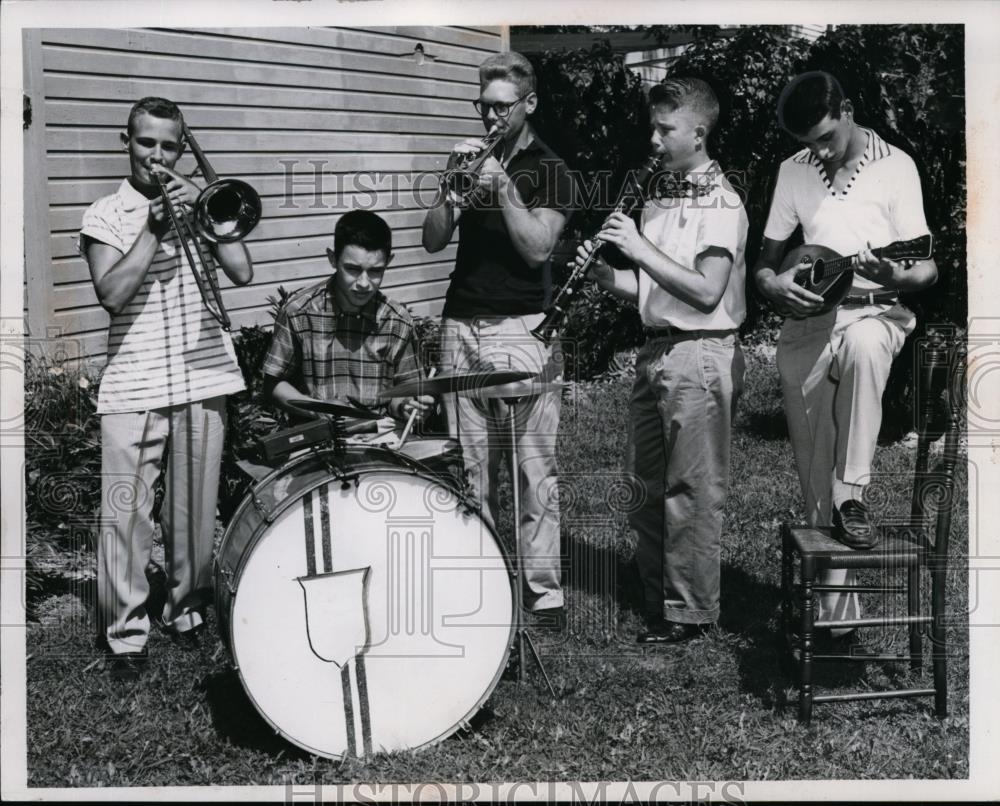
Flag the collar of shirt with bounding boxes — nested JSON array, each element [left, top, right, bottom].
[[117, 178, 155, 213], [649, 158, 720, 201], [323, 278, 382, 322], [503, 125, 547, 167], [683, 158, 721, 186]]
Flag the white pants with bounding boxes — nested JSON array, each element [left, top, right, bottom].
[[777, 304, 914, 623], [439, 314, 564, 611], [97, 397, 227, 653]]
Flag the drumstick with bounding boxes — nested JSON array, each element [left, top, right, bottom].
[[398, 367, 436, 448]]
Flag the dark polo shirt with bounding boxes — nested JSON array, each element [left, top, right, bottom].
[[443, 132, 576, 317]]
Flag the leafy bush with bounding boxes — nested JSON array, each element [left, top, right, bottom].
[[527, 25, 965, 424], [24, 354, 103, 601]]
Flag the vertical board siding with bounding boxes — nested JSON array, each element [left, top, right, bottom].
[[29, 26, 501, 361]]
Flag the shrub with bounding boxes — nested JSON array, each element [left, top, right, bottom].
[[24, 354, 103, 602], [526, 25, 965, 418]]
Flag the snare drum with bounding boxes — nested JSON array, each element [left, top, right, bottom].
[[215, 445, 513, 759]]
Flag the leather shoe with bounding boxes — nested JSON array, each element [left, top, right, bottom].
[[812, 628, 878, 659], [832, 499, 879, 550], [107, 647, 148, 682], [637, 620, 711, 645], [168, 622, 205, 651]]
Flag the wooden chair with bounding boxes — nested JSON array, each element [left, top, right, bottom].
[[780, 330, 964, 724]]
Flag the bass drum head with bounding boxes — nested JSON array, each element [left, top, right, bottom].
[[228, 466, 513, 758]]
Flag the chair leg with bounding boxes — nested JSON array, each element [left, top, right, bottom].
[[798, 561, 815, 725], [907, 564, 922, 671], [931, 564, 948, 718]]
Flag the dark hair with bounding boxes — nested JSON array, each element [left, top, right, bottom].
[[648, 78, 720, 135], [333, 210, 392, 260], [777, 71, 845, 136], [127, 96, 184, 136], [479, 51, 536, 96]]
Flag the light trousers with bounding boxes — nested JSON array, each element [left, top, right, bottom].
[[439, 314, 563, 611], [629, 334, 744, 625], [97, 397, 227, 653], [777, 304, 913, 623]]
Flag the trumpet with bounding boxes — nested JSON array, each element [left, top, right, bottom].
[[153, 123, 262, 331], [440, 126, 506, 205], [531, 151, 664, 345]]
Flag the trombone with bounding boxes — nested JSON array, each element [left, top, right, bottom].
[[153, 123, 262, 331]]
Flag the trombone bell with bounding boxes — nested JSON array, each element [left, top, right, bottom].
[[194, 178, 262, 243]]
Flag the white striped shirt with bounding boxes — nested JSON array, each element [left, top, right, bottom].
[[80, 179, 245, 414]]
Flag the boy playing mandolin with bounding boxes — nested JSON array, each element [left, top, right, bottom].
[[754, 72, 937, 643]]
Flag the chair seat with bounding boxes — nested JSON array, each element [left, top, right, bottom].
[[786, 524, 931, 570]]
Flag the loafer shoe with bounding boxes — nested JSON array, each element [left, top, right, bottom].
[[169, 622, 205, 652], [832, 499, 879, 550], [107, 647, 148, 682], [637, 620, 711, 645]]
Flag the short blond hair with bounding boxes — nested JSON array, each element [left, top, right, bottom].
[[479, 51, 536, 96]]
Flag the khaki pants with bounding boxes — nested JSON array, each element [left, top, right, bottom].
[[777, 304, 914, 623], [97, 397, 227, 653], [439, 314, 563, 611], [629, 334, 744, 625]]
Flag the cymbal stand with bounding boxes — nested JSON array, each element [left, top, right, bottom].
[[502, 392, 556, 697]]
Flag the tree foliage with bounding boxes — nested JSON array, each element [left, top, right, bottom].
[[526, 24, 966, 408]]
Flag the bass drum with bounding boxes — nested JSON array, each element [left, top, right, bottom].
[[215, 445, 514, 759]]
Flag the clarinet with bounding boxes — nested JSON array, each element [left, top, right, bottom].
[[531, 152, 664, 345]]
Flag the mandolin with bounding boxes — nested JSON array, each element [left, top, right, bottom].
[[778, 234, 933, 314]]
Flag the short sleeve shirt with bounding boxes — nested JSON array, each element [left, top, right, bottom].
[[443, 129, 576, 317], [262, 279, 420, 413], [79, 179, 245, 415], [638, 160, 748, 331], [763, 128, 930, 293]]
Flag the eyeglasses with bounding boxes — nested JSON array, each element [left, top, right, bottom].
[[472, 94, 531, 119]]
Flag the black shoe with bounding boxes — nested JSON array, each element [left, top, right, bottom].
[[168, 622, 205, 651], [832, 499, 879, 549], [107, 647, 148, 682], [637, 620, 711, 645], [530, 606, 566, 632]]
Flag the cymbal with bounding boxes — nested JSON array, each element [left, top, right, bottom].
[[286, 398, 381, 420], [461, 380, 568, 400], [377, 370, 536, 399]]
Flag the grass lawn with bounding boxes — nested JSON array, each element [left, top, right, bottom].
[[25, 346, 969, 785]]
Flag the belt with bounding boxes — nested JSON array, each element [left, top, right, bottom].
[[842, 292, 899, 306], [643, 326, 737, 342]]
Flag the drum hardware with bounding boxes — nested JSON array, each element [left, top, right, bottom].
[[218, 566, 236, 596], [498, 389, 557, 698], [256, 418, 345, 463], [286, 398, 381, 420], [462, 380, 568, 401], [378, 369, 536, 400]]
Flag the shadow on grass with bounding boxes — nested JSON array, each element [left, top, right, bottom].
[[723, 562, 899, 717], [202, 667, 313, 759], [562, 531, 645, 620], [735, 411, 789, 441]]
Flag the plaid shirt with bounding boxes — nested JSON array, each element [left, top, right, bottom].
[[263, 278, 420, 413]]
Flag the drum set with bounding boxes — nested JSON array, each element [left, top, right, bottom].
[[214, 369, 562, 759]]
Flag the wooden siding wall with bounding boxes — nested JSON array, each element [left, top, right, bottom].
[[25, 26, 501, 361]]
